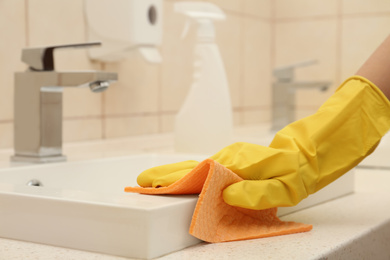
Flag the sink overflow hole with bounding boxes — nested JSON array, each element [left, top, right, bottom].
[[26, 179, 43, 187]]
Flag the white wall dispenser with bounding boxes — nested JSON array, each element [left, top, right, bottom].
[[174, 2, 233, 155], [84, 0, 162, 63]]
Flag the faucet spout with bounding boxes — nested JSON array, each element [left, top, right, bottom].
[[276, 80, 331, 91], [56, 71, 117, 88], [89, 81, 110, 93]]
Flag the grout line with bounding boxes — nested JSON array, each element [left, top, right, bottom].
[[81, 0, 107, 139], [0, 120, 13, 124], [270, 1, 276, 122], [336, 0, 343, 84], [82, 0, 88, 42], [239, 12, 245, 125], [227, 10, 272, 22], [157, 54, 163, 133], [273, 11, 390, 24], [64, 115, 106, 121], [125, 107, 266, 117], [275, 15, 339, 23], [234, 106, 271, 112], [342, 11, 390, 18], [294, 105, 323, 111], [104, 113, 169, 119], [356, 165, 390, 171], [164, 0, 272, 21], [24, 0, 29, 47], [100, 62, 106, 139], [63, 106, 271, 122], [270, 1, 276, 69]]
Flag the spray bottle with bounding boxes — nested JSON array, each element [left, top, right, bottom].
[[174, 2, 233, 154]]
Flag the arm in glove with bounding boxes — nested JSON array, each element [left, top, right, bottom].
[[222, 76, 390, 209], [137, 76, 390, 211]]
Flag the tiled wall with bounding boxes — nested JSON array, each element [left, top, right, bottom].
[[0, 0, 389, 149], [274, 0, 390, 119]]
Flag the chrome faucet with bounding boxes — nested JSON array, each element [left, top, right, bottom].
[[271, 60, 331, 131], [11, 42, 118, 163]]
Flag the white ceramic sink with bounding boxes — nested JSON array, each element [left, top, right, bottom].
[[0, 153, 355, 259], [0, 154, 207, 259]]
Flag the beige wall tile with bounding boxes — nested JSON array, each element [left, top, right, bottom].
[[243, 0, 272, 18], [243, 18, 272, 108], [295, 108, 317, 121], [233, 111, 242, 126], [104, 51, 160, 116], [342, 0, 390, 14], [199, 0, 242, 12], [275, 0, 339, 19], [62, 87, 103, 118], [242, 108, 271, 125], [63, 118, 103, 143], [275, 19, 338, 109], [160, 113, 176, 133], [28, 0, 86, 46], [161, 110, 242, 134], [275, 20, 338, 81], [0, 122, 13, 149], [168, 0, 242, 13], [0, 0, 26, 121], [104, 116, 159, 138], [161, 110, 241, 134], [160, 111, 242, 133], [341, 16, 390, 80]]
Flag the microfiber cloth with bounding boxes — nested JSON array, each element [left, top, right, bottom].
[[125, 159, 312, 243]]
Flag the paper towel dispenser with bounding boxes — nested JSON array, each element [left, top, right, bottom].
[[84, 0, 162, 63]]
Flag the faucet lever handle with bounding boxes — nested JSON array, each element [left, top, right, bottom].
[[21, 42, 101, 71]]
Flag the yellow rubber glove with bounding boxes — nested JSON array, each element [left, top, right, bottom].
[[137, 160, 199, 188], [137, 76, 390, 210]]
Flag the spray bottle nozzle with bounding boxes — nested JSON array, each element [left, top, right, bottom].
[[174, 2, 226, 39]]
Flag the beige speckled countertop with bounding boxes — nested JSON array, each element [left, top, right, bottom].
[[1, 126, 390, 260]]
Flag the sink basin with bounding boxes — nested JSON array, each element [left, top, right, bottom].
[[0, 153, 354, 259], [0, 154, 206, 259]]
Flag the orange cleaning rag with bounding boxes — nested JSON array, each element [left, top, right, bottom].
[[125, 159, 312, 243]]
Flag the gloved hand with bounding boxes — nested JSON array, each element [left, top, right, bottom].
[[137, 76, 390, 210], [137, 159, 199, 188]]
